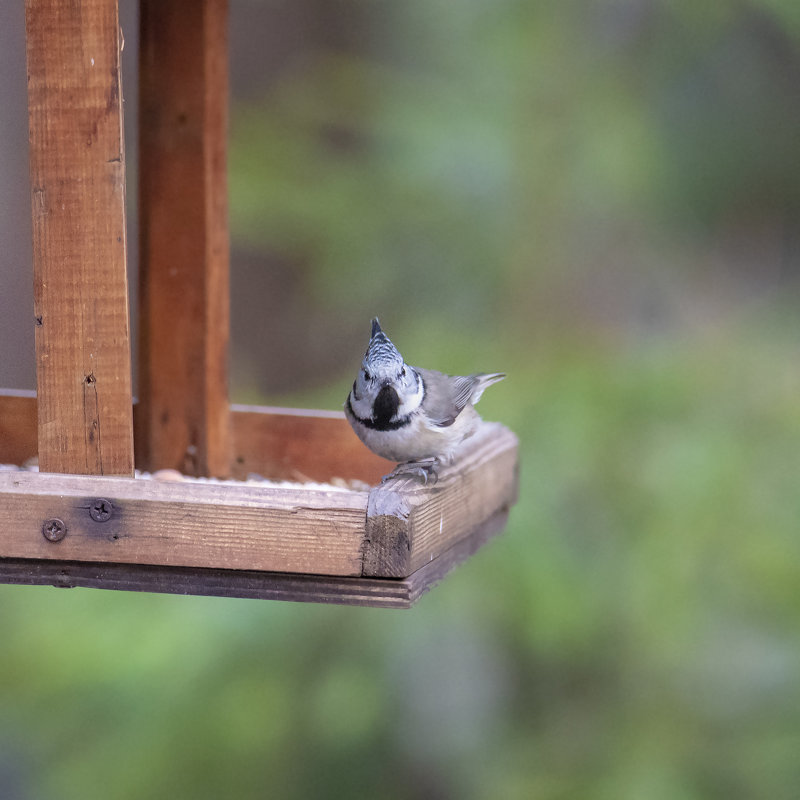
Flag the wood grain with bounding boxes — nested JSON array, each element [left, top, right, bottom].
[[0, 390, 517, 520], [0, 395, 401, 482], [230, 405, 395, 484], [137, 0, 231, 477], [0, 471, 367, 576], [25, 0, 134, 476], [363, 422, 519, 577], [0, 391, 519, 591], [0, 508, 509, 608]]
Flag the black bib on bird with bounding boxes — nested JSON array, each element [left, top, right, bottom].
[[372, 384, 400, 428]]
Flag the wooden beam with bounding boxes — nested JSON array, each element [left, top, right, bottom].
[[230, 405, 395, 484], [0, 508, 509, 608], [0, 394, 394, 482], [364, 423, 519, 577], [24, 0, 134, 476], [0, 471, 368, 576], [0, 411, 517, 579], [137, 0, 231, 478], [0, 397, 518, 536]]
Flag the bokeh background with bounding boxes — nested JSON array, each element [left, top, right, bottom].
[[1, 1, 800, 798]]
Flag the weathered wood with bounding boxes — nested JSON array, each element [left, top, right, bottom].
[[363, 422, 519, 577], [0, 390, 37, 466], [0, 471, 367, 576], [0, 508, 509, 608], [0, 393, 394, 484], [0, 393, 517, 511], [230, 405, 394, 484], [137, 0, 231, 477], [0, 391, 519, 588], [25, 0, 134, 476]]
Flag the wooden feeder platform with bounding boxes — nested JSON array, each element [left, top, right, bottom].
[[0, 0, 518, 608]]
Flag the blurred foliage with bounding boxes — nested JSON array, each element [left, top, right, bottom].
[[3, 0, 800, 798], [3, 316, 800, 799], [229, 0, 799, 382]]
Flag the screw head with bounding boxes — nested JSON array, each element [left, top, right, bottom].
[[89, 498, 113, 522], [42, 518, 67, 542]]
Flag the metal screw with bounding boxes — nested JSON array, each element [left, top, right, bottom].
[[89, 498, 113, 522], [42, 518, 67, 542]]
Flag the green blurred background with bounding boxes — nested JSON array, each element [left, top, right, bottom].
[[2, 0, 800, 798]]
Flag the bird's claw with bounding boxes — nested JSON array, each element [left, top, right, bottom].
[[382, 458, 440, 486]]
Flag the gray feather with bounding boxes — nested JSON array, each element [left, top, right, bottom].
[[418, 369, 505, 428], [468, 372, 506, 404]]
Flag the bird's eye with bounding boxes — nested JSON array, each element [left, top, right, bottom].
[[400, 367, 406, 377], [363, 369, 371, 381]]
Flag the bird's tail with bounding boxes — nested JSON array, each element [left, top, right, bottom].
[[471, 372, 506, 404]]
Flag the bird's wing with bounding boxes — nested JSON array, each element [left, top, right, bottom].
[[417, 369, 505, 428], [416, 368, 462, 427]]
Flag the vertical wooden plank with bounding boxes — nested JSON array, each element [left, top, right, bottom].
[[25, 0, 134, 476], [137, 0, 231, 477]]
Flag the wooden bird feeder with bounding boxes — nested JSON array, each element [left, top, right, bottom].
[[0, 0, 518, 608]]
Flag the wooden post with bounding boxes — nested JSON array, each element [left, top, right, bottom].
[[25, 0, 135, 476], [137, 0, 231, 477]]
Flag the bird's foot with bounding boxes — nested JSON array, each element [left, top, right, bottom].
[[382, 457, 440, 486]]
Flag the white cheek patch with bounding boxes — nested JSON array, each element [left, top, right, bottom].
[[349, 391, 373, 420], [396, 372, 424, 418]]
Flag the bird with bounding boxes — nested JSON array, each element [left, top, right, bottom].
[[344, 318, 505, 482]]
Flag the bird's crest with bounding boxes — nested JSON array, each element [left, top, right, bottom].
[[365, 317, 404, 370]]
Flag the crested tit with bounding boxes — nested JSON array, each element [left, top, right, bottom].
[[345, 318, 505, 481]]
